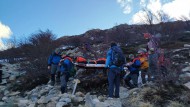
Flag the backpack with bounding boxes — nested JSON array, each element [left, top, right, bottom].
[[132, 58, 141, 68], [111, 47, 125, 67], [60, 57, 76, 77]]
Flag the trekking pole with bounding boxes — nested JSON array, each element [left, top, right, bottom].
[[72, 79, 80, 95]]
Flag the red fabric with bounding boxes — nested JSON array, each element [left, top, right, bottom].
[[76, 57, 86, 63], [144, 33, 152, 39], [96, 58, 106, 62], [64, 57, 73, 62], [132, 58, 140, 63]]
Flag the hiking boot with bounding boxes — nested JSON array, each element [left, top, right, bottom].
[[61, 86, 65, 94]]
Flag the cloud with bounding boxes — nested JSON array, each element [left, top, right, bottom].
[[130, 10, 148, 24], [0, 22, 13, 50], [147, 0, 162, 14], [162, 0, 190, 19], [117, 0, 133, 14], [140, 0, 147, 7], [131, 0, 190, 24], [123, 5, 131, 14]]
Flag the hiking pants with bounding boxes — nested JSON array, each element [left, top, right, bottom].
[[148, 53, 158, 80], [108, 67, 120, 98], [60, 72, 69, 94], [141, 69, 149, 84], [0, 70, 2, 83], [125, 73, 138, 88], [50, 64, 60, 82]]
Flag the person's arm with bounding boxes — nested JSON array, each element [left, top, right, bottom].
[[132, 60, 141, 68], [47, 54, 53, 69], [105, 50, 111, 68]]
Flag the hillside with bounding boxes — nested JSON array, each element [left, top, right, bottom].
[[0, 21, 190, 107]]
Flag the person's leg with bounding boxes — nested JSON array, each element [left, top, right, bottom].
[[125, 74, 133, 88], [131, 74, 138, 88], [50, 64, 57, 85], [114, 68, 120, 98], [60, 73, 67, 94], [141, 69, 146, 84], [148, 54, 155, 81], [108, 68, 115, 98], [0, 70, 2, 83], [56, 65, 60, 83]]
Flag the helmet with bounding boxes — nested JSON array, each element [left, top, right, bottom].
[[128, 54, 134, 59], [55, 48, 61, 54], [137, 50, 143, 54], [143, 33, 152, 39]]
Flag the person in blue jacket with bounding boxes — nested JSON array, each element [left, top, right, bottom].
[[105, 42, 125, 99], [124, 54, 141, 89], [59, 52, 73, 94], [48, 48, 61, 86]]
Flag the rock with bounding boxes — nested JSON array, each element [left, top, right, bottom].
[[119, 87, 129, 99], [56, 102, 67, 107], [182, 66, 190, 72], [97, 96, 105, 102], [2, 96, 8, 101], [0, 102, 5, 106], [72, 97, 84, 103], [92, 98, 100, 103], [59, 98, 71, 103], [30, 94, 38, 102], [38, 104, 46, 107], [19, 99, 29, 105], [48, 89, 58, 95], [0, 86, 6, 91], [47, 102, 56, 107], [0, 79, 7, 84], [179, 73, 190, 79], [9, 91, 20, 96], [9, 75, 16, 81], [4, 90, 9, 96], [103, 99, 122, 107], [39, 89, 48, 96], [75, 92, 85, 97], [184, 82, 190, 89], [60, 93, 70, 98], [85, 93, 95, 107], [50, 97, 60, 102], [37, 96, 51, 104], [28, 103, 37, 107], [2, 73, 10, 79]]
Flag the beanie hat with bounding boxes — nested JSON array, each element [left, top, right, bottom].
[[111, 42, 117, 47]]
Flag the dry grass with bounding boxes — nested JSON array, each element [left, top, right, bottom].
[[167, 101, 185, 107], [122, 82, 190, 107]]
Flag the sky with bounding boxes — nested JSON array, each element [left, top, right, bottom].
[[0, 0, 190, 49]]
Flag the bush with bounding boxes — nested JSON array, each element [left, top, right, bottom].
[[10, 30, 59, 92]]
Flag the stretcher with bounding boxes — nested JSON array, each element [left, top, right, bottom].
[[74, 63, 128, 70]]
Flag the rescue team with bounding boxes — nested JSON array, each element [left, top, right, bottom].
[[47, 33, 161, 99]]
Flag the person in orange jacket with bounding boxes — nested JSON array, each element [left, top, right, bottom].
[[137, 49, 149, 84]]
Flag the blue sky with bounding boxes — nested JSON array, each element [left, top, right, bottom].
[[0, 0, 190, 49]]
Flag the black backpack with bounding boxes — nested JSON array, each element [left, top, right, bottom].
[[111, 48, 125, 67]]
